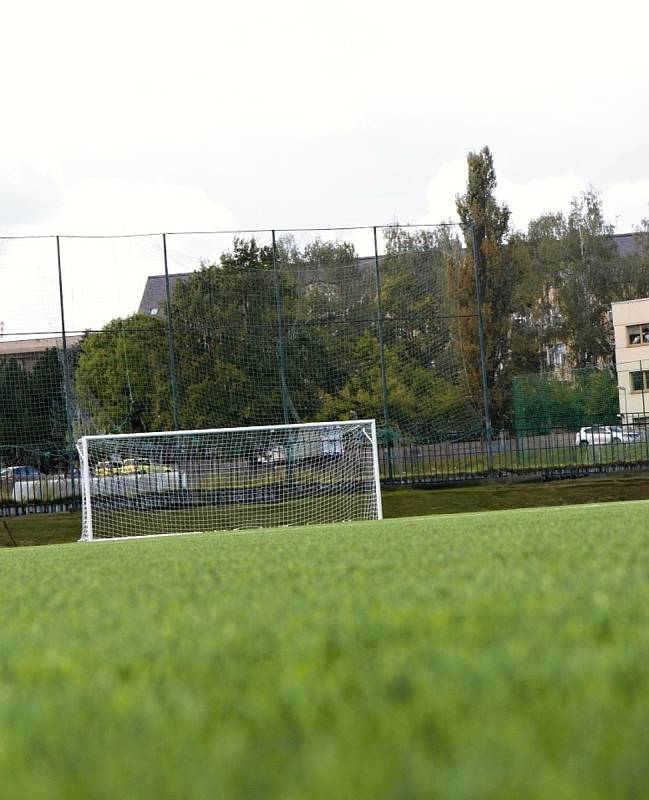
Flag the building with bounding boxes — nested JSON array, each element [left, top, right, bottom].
[[138, 272, 193, 316], [0, 335, 83, 372], [611, 298, 649, 423]]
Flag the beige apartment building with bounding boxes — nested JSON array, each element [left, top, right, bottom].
[[611, 298, 649, 423], [0, 335, 83, 372]]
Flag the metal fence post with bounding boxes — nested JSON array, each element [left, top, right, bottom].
[[641, 359, 648, 461], [162, 234, 181, 430], [271, 230, 292, 425], [373, 226, 393, 480], [470, 223, 494, 474], [55, 236, 77, 506]]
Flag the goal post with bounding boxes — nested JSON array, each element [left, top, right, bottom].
[[76, 419, 382, 541]]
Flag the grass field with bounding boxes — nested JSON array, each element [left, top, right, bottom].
[[5, 472, 649, 547], [1, 502, 648, 799]]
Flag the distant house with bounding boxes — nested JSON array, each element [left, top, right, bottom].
[[611, 232, 645, 258], [0, 335, 83, 372], [611, 298, 649, 423], [138, 272, 193, 316]]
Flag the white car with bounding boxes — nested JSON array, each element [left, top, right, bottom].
[[575, 425, 640, 447], [256, 447, 287, 464], [0, 466, 43, 484]]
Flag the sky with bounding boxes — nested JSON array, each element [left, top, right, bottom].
[[1, 0, 648, 332]]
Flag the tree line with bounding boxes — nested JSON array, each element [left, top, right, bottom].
[[1, 146, 648, 454], [73, 232, 481, 440], [0, 349, 69, 464]]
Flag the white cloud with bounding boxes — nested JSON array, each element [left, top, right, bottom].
[[0, 174, 237, 334], [0, 158, 64, 228], [3, 0, 648, 154], [55, 179, 235, 236], [603, 182, 649, 230]]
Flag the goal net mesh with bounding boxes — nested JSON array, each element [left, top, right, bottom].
[[77, 420, 381, 540]]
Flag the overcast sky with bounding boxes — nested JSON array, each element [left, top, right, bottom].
[[1, 0, 648, 332]]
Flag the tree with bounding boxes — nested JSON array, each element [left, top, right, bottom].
[[455, 146, 530, 427], [170, 237, 290, 428], [553, 190, 617, 367], [0, 348, 72, 467], [29, 348, 69, 456], [170, 236, 376, 429], [279, 237, 368, 421], [318, 331, 470, 438], [376, 225, 483, 438], [0, 359, 33, 454], [74, 314, 171, 433], [526, 193, 649, 373]]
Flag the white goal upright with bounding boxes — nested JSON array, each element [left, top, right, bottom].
[[76, 419, 382, 541]]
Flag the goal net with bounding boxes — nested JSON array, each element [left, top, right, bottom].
[[76, 420, 382, 540]]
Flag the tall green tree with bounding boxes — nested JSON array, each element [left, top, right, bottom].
[[74, 314, 171, 433], [279, 237, 368, 421], [553, 190, 617, 367], [526, 195, 649, 372], [0, 359, 33, 453], [455, 146, 530, 427], [523, 213, 567, 371], [171, 238, 289, 428], [29, 348, 68, 453], [0, 348, 75, 467], [377, 225, 483, 438]]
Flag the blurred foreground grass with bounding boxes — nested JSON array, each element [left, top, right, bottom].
[[1, 503, 648, 799]]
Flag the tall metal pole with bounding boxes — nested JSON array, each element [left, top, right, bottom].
[[162, 234, 181, 430], [271, 230, 291, 425], [56, 236, 77, 504], [373, 226, 393, 480], [470, 223, 494, 474], [639, 359, 649, 459]]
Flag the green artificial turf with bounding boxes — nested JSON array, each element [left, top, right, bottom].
[[6, 473, 649, 547], [1, 502, 649, 799]]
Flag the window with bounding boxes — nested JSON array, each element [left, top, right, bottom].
[[150, 307, 159, 316], [630, 371, 649, 392], [626, 324, 649, 345]]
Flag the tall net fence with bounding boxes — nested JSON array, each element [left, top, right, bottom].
[[0, 224, 484, 511], [3, 223, 649, 517]]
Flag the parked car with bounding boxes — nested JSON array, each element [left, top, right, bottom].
[[256, 447, 287, 464], [119, 458, 170, 475], [575, 425, 640, 447], [610, 426, 641, 442], [94, 459, 123, 477], [0, 466, 43, 484]]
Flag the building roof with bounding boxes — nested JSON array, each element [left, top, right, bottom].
[[611, 296, 649, 307], [0, 334, 84, 357], [613, 232, 645, 257], [137, 260, 378, 316], [138, 272, 193, 316]]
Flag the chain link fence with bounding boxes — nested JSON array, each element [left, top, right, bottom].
[[0, 225, 644, 516]]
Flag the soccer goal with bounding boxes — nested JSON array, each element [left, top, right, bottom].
[[76, 420, 382, 541]]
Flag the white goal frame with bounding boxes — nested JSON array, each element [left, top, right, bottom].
[[77, 419, 382, 541]]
